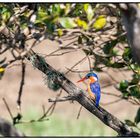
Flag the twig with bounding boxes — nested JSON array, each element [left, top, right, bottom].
[[17, 60, 26, 108], [2, 98, 14, 120], [45, 50, 77, 57], [1, 57, 21, 69], [35, 90, 63, 122], [0, 47, 9, 54], [65, 56, 87, 75], [101, 83, 115, 88], [48, 95, 75, 103], [7, 63, 22, 69], [47, 89, 63, 116], [45, 48, 60, 57], [104, 69, 119, 83], [65, 68, 89, 73], [102, 91, 121, 98], [16, 118, 49, 125], [87, 55, 92, 71], [101, 98, 122, 106], [102, 91, 140, 106], [77, 105, 83, 119]]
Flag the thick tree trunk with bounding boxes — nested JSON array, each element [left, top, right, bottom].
[[119, 4, 140, 65]]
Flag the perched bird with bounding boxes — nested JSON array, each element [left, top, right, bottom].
[[77, 72, 101, 107]]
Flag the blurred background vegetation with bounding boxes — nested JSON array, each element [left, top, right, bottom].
[[0, 3, 140, 136], [16, 109, 117, 136]]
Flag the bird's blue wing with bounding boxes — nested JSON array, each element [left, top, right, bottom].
[[90, 82, 101, 107]]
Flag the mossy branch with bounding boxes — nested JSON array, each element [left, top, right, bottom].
[[26, 50, 139, 136]]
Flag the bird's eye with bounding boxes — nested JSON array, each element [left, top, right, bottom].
[[88, 76, 90, 78]]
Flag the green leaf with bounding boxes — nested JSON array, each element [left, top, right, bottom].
[[111, 62, 125, 68], [122, 47, 132, 62], [135, 107, 140, 124], [84, 4, 94, 21], [119, 80, 129, 91], [38, 6, 48, 18], [59, 17, 77, 29], [51, 4, 64, 16], [129, 86, 140, 98], [1, 6, 11, 23], [121, 91, 130, 99], [125, 120, 136, 127], [130, 74, 140, 85], [103, 40, 118, 55]]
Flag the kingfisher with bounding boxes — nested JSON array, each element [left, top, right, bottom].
[[77, 72, 101, 107]]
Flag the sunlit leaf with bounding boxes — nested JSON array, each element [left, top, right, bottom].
[[84, 4, 94, 21], [65, 4, 71, 15], [59, 17, 77, 29], [0, 67, 5, 80], [93, 15, 106, 30], [75, 18, 88, 30], [57, 29, 63, 36], [0, 67, 5, 73]]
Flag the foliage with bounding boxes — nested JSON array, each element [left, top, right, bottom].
[[0, 3, 140, 135]]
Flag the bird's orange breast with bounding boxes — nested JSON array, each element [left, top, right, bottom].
[[89, 77, 96, 83], [87, 84, 95, 100]]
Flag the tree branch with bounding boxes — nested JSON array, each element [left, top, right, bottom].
[[26, 50, 140, 136], [17, 60, 26, 108], [48, 95, 75, 103]]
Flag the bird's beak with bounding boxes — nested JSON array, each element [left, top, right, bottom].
[[77, 77, 86, 83]]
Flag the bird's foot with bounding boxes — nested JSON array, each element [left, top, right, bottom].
[[87, 93, 96, 104], [89, 93, 95, 100]]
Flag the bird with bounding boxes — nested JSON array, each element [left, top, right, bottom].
[[77, 72, 101, 107]]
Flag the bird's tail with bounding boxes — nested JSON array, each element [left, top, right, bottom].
[[95, 93, 101, 107]]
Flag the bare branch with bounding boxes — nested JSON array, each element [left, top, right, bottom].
[[17, 60, 26, 108], [101, 98, 122, 106], [2, 98, 14, 121], [76, 105, 83, 119], [48, 95, 75, 103], [65, 56, 87, 75]]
